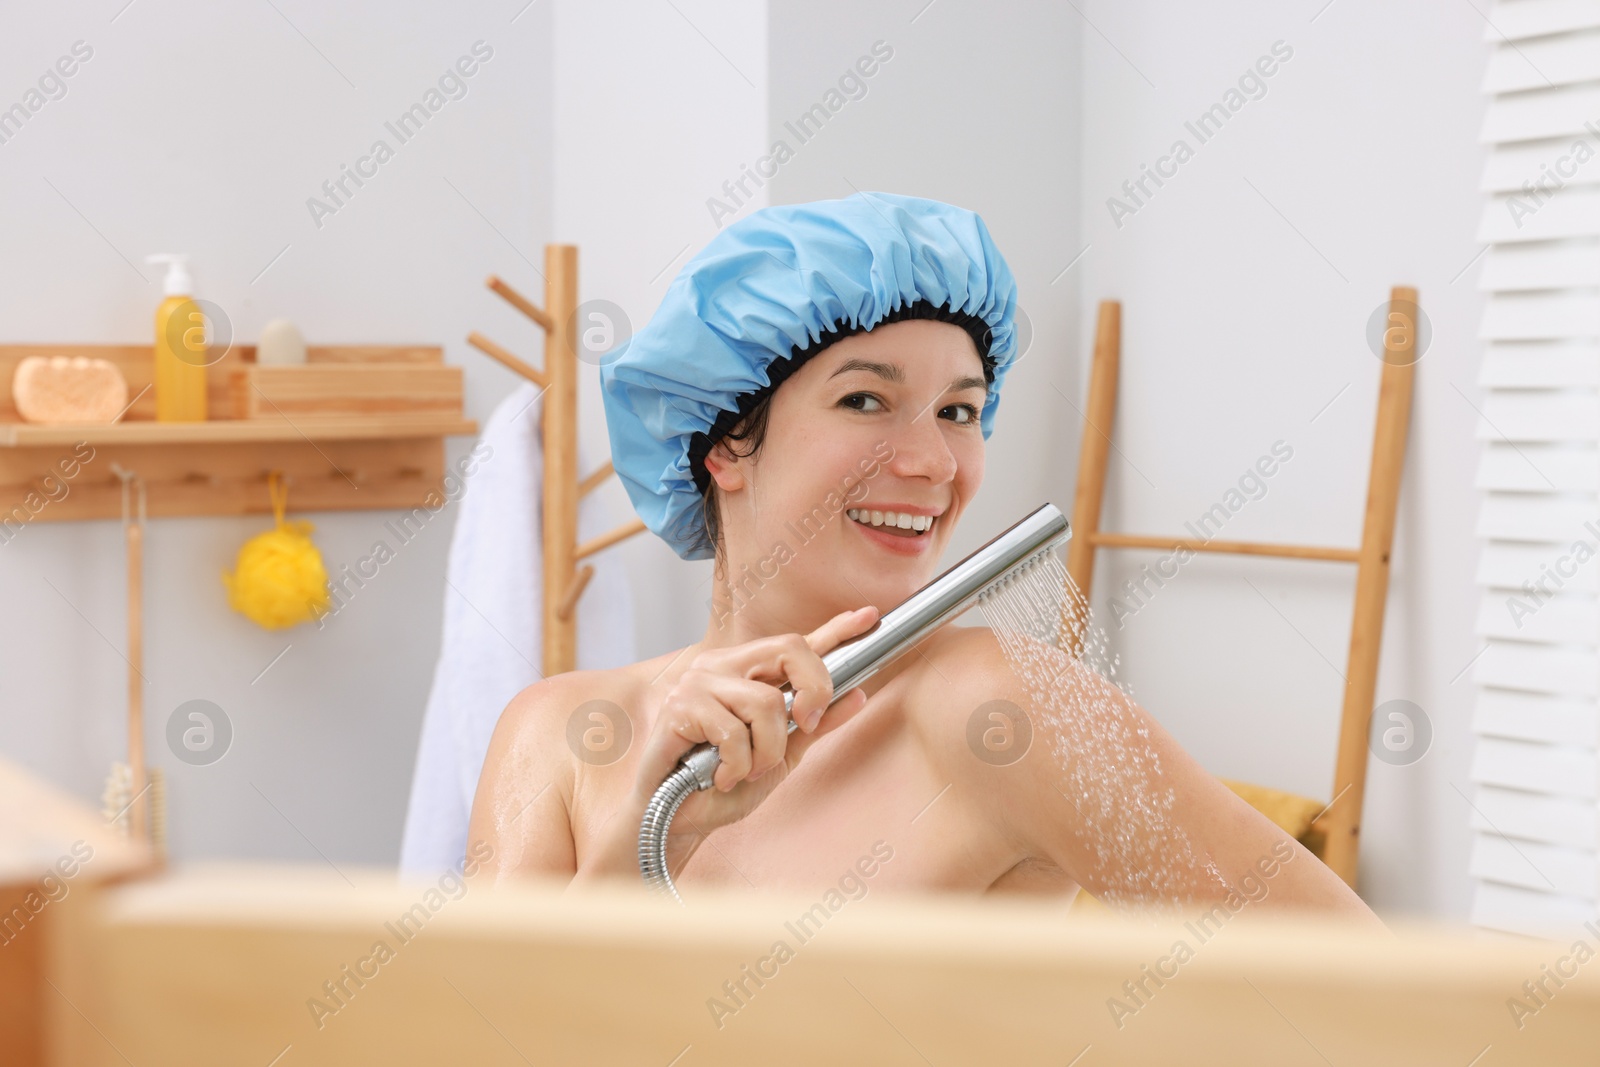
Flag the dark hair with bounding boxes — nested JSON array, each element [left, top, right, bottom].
[[700, 395, 773, 567]]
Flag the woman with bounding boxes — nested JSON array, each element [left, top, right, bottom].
[[467, 192, 1383, 926]]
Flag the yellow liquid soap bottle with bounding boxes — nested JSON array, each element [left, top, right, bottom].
[[144, 253, 209, 422]]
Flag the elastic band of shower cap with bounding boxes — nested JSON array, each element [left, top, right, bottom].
[[598, 190, 1021, 562]]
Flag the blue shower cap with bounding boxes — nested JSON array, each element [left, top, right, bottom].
[[599, 191, 1020, 561]]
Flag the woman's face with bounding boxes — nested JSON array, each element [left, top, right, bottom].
[[704, 317, 989, 625]]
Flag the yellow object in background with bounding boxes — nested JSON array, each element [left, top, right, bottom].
[[145, 253, 208, 422], [224, 471, 331, 630]]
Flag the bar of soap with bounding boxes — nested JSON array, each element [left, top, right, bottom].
[[12, 355, 129, 423], [258, 319, 307, 365]]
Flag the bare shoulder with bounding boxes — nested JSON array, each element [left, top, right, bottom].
[[908, 622, 1115, 716], [484, 658, 654, 780], [480, 646, 689, 784], [890, 624, 1077, 882], [895, 624, 1039, 765], [496, 666, 631, 742], [900, 623, 1049, 715], [919, 622, 1016, 673], [467, 662, 646, 877]]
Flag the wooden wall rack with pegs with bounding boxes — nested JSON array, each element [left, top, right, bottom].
[[467, 244, 648, 677], [0, 343, 478, 522]]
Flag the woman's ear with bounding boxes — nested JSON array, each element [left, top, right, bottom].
[[703, 441, 746, 492]]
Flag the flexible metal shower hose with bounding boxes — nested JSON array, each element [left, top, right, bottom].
[[637, 765, 700, 904], [638, 717, 799, 904]]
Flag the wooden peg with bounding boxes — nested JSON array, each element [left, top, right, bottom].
[[467, 331, 549, 389], [487, 275, 555, 333], [555, 564, 594, 622], [575, 517, 647, 561], [578, 461, 614, 499]]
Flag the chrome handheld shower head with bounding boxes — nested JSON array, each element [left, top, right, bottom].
[[638, 502, 1072, 902]]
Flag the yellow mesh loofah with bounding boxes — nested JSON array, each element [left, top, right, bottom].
[[223, 471, 331, 630]]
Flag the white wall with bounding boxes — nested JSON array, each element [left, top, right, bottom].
[[552, 0, 770, 661], [1077, 0, 1487, 920], [0, 0, 554, 867]]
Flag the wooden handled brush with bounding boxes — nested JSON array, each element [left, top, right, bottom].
[[103, 465, 166, 863]]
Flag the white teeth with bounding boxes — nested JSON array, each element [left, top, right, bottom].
[[847, 508, 935, 532]]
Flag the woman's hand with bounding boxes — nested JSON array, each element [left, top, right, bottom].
[[631, 605, 882, 837]]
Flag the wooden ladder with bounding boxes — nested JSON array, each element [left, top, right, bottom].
[[1065, 288, 1418, 889]]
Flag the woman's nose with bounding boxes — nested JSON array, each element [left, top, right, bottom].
[[887, 404, 958, 483]]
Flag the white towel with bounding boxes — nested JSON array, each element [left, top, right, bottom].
[[400, 379, 637, 878]]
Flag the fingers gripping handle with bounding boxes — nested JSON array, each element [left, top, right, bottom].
[[638, 688, 803, 903], [675, 690, 801, 792]]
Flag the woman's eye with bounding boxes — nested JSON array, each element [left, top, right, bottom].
[[841, 393, 980, 424], [840, 392, 884, 412]]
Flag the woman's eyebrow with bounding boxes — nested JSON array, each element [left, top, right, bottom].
[[829, 357, 905, 383], [829, 358, 987, 394]]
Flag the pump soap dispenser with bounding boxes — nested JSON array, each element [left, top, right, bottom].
[[144, 253, 208, 422]]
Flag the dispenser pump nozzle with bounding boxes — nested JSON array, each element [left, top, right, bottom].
[[144, 254, 193, 297]]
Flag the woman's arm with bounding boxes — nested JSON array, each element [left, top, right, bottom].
[[465, 676, 581, 882], [935, 629, 1387, 928], [467, 672, 708, 888]]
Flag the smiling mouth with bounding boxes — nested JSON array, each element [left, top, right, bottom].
[[845, 508, 936, 538]]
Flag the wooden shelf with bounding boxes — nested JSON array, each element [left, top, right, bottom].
[[0, 413, 478, 448], [0, 344, 480, 522]]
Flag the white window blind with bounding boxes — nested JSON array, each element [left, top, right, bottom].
[[1472, 0, 1600, 938]]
